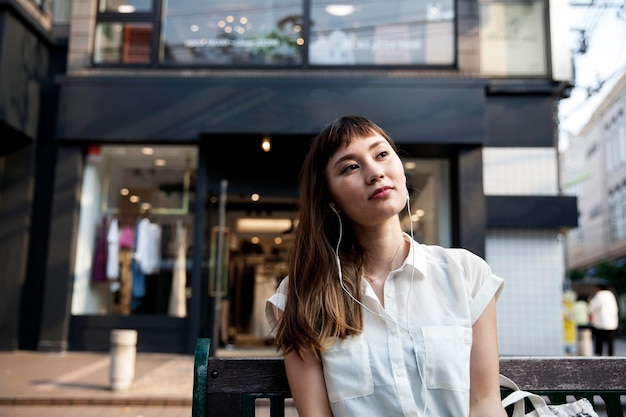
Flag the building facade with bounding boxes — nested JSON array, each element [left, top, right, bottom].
[[561, 73, 626, 272], [1, 0, 577, 356]]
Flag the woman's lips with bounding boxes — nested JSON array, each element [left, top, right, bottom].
[[370, 186, 393, 199]]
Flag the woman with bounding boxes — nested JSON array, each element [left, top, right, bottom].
[[266, 116, 506, 416]]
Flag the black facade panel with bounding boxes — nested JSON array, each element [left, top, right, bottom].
[[0, 10, 49, 149], [486, 195, 578, 229], [485, 96, 554, 147], [69, 315, 186, 353], [56, 76, 487, 144]]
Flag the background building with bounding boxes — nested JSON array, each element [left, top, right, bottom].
[[561, 73, 626, 288], [1, 0, 576, 356]]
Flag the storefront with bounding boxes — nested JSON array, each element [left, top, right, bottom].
[[2, 0, 578, 356]]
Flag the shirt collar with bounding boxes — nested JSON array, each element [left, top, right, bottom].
[[403, 233, 427, 277]]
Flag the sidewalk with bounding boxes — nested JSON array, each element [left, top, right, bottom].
[[0, 342, 282, 407]]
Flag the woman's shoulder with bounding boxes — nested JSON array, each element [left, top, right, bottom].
[[420, 243, 485, 263]]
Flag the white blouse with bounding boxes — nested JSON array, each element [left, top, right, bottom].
[[266, 235, 504, 417]]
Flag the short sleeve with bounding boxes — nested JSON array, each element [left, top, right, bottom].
[[447, 248, 504, 325], [265, 276, 289, 332]]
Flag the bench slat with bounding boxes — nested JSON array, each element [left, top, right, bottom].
[[500, 357, 626, 391]]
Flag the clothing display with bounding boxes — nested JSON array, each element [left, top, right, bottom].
[[106, 218, 120, 279], [114, 248, 133, 315], [134, 217, 162, 275], [91, 217, 108, 283], [87, 214, 186, 316], [266, 234, 504, 417]]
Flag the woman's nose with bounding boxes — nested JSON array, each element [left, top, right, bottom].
[[368, 172, 383, 184]]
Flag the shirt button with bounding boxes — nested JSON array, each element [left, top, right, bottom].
[[386, 292, 393, 298], [396, 370, 403, 376]]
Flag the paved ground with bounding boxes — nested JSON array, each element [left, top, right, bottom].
[[0, 337, 624, 417]]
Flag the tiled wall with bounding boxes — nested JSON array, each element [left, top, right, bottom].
[[483, 148, 558, 195], [487, 229, 565, 356]]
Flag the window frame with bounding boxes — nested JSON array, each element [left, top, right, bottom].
[[93, 0, 458, 69], [93, 0, 162, 67]]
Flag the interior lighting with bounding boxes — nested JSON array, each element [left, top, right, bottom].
[[154, 158, 166, 166], [141, 147, 154, 155], [325, 4, 356, 16], [120, 188, 130, 196], [118, 5, 135, 13], [237, 218, 293, 233], [251, 193, 260, 202], [261, 136, 272, 152]]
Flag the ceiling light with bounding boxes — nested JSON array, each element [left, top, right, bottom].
[[237, 218, 293, 233], [118, 5, 135, 13], [261, 135, 272, 152], [325, 5, 356, 17], [141, 147, 154, 155]]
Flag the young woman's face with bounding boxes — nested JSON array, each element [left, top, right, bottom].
[[325, 133, 407, 228]]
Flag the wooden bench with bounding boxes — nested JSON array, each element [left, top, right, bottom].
[[192, 338, 626, 417]]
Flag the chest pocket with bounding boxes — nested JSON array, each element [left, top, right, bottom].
[[420, 326, 472, 391], [322, 335, 374, 403]]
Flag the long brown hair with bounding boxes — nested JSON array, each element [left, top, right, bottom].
[[274, 116, 399, 358]]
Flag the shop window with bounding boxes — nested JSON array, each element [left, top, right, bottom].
[[93, 0, 457, 67], [94, 0, 156, 65], [71, 145, 197, 317], [160, 0, 304, 66], [309, 0, 454, 65], [95, 23, 153, 64], [478, 0, 548, 77]]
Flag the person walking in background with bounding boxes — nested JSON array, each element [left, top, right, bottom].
[[266, 116, 506, 417], [572, 293, 592, 356], [588, 284, 619, 356]]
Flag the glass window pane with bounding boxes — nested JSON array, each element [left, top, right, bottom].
[[309, 0, 454, 65], [94, 23, 153, 64], [479, 1, 547, 76], [99, 0, 152, 13], [160, 0, 303, 65], [72, 145, 197, 317]]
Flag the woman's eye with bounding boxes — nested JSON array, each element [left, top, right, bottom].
[[341, 163, 359, 174], [378, 150, 389, 159]]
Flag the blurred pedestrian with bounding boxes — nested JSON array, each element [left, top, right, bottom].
[[573, 293, 592, 356], [588, 284, 619, 356]]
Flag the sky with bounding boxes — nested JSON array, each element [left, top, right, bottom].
[[558, 1, 626, 138]]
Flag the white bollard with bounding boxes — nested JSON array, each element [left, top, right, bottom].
[[109, 329, 138, 391], [577, 327, 593, 357]]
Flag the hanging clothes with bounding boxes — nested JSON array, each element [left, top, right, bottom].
[[169, 220, 187, 317], [106, 217, 120, 279], [91, 216, 108, 283], [119, 222, 134, 250], [132, 218, 146, 310], [135, 217, 162, 275], [115, 248, 133, 315]]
